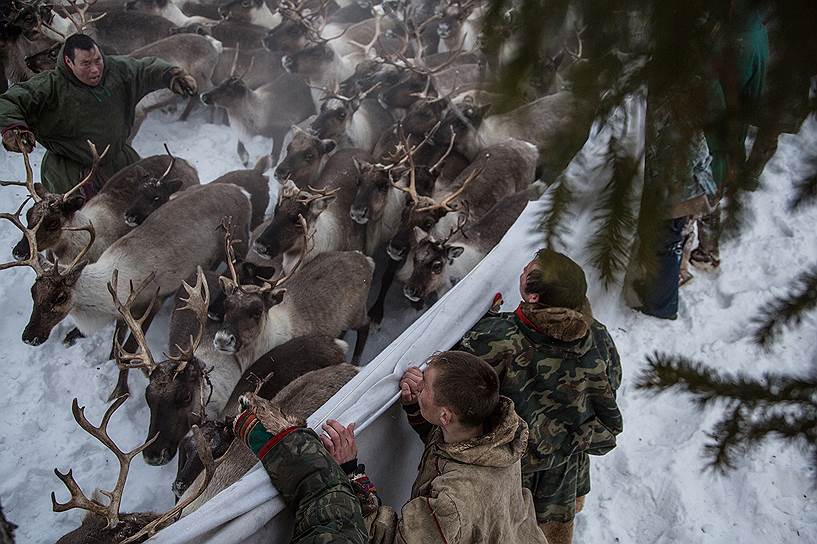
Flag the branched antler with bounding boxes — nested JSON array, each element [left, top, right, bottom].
[[62, 140, 111, 202], [59, 0, 106, 34], [120, 425, 223, 543], [51, 395, 158, 530], [108, 269, 159, 374], [414, 165, 481, 213], [169, 266, 210, 375]]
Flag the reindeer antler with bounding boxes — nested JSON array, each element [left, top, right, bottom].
[[51, 395, 158, 530], [266, 213, 308, 288], [59, 0, 107, 34], [0, 136, 41, 202], [156, 143, 177, 184], [108, 269, 159, 374], [414, 165, 481, 213], [120, 424, 223, 543], [169, 266, 210, 374], [0, 149, 47, 277], [61, 140, 111, 202], [347, 13, 383, 59]]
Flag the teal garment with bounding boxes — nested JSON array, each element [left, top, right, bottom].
[[706, 8, 769, 186], [0, 42, 173, 194]]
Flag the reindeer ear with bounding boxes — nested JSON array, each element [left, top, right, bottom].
[[412, 226, 427, 244], [264, 288, 286, 308], [308, 195, 335, 216], [60, 194, 86, 215], [318, 139, 336, 155], [163, 177, 183, 193], [219, 275, 238, 295], [33, 182, 48, 198], [446, 245, 464, 262], [63, 260, 88, 285]]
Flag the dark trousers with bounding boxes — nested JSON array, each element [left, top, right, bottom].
[[635, 217, 687, 319]]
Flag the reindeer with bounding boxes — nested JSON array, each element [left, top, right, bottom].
[[125, 155, 272, 230], [433, 0, 483, 53], [124, 0, 219, 26], [172, 333, 347, 497], [217, 0, 282, 28], [398, 189, 534, 303], [254, 146, 371, 270], [51, 394, 220, 544], [179, 362, 359, 514], [273, 125, 338, 187], [309, 82, 392, 152], [2, 151, 251, 398], [10, 150, 199, 265], [215, 248, 374, 368], [200, 50, 315, 164], [281, 41, 357, 109], [386, 138, 538, 261], [0, 6, 58, 83], [211, 46, 284, 89], [171, 19, 270, 49]]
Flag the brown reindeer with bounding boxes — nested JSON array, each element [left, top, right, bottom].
[[51, 394, 220, 544], [179, 363, 359, 514]]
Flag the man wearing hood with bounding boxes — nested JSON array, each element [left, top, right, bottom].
[[233, 351, 546, 543], [0, 33, 197, 196], [456, 249, 624, 544]]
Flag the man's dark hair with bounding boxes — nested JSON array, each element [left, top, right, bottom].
[[428, 351, 499, 428], [525, 248, 588, 310], [63, 33, 98, 62]]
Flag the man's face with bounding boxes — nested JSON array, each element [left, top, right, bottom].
[[519, 257, 540, 303], [66, 46, 104, 87], [417, 366, 444, 426]]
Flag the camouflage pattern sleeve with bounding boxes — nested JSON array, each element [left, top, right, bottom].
[[596, 323, 623, 392], [259, 429, 369, 544], [455, 315, 517, 379]]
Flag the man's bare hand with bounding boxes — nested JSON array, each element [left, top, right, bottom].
[[2, 128, 35, 153], [320, 419, 357, 465], [400, 366, 423, 405]]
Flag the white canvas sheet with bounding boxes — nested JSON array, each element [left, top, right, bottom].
[[150, 199, 548, 543]]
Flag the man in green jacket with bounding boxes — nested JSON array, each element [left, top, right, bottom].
[[455, 249, 624, 544], [0, 33, 197, 195]]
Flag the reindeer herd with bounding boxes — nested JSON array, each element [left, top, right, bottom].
[[0, 0, 600, 541]]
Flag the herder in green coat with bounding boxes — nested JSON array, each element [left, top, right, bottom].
[[0, 33, 197, 195]]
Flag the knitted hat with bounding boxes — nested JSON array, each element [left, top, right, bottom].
[[525, 249, 588, 310]]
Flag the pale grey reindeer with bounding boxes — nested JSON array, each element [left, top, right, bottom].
[[200, 50, 315, 165], [398, 189, 536, 303], [2, 151, 252, 399]]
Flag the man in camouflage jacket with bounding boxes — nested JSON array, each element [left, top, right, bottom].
[[456, 248, 623, 544]]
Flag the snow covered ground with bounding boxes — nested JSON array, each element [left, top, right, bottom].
[[1, 104, 815, 543]]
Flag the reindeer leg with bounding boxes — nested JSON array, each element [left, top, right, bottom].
[[237, 140, 250, 167], [351, 321, 370, 365], [63, 326, 85, 347], [368, 258, 401, 325], [270, 126, 287, 164], [178, 96, 199, 122]]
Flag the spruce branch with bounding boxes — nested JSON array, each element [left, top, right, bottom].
[[750, 264, 817, 348], [540, 177, 573, 249], [788, 154, 817, 212], [586, 138, 639, 288]]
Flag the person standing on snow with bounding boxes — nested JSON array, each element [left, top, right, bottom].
[[456, 249, 624, 544], [0, 33, 197, 197]]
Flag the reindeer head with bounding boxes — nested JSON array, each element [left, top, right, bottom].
[[434, 0, 473, 41], [253, 181, 334, 260], [201, 50, 256, 108], [350, 159, 394, 225], [352, 59, 403, 95], [169, 21, 213, 36], [124, 0, 170, 16], [218, 0, 273, 25], [107, 267, 211, 466], [24, 40, 61, 73], [23, 258, 90, 346], [402, 98, 448, 135], [173, 418, 232, 498], [379, 71, 429, 109], [274, 126, 336, 185], [262, 7, 322, 54], [122, 147, 180, 227], [310, 95, 359, 141], [217, 218, 306, 354], [9, 141, 107, 260], [51, 393, 220, 543], [281, 41, 334, 77], [400, 224, 464, 302]]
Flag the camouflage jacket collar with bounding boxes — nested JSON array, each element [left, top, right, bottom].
[[431, 397, 529, 469], [514, 303, 593, 355]]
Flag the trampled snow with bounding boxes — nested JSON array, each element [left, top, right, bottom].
[[1, 104, 815, 543]]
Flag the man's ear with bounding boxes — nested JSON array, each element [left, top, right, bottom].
[[525, 292, 539, 304], [439, 407, 453, 427]]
